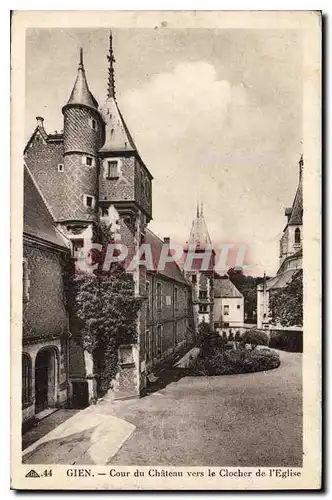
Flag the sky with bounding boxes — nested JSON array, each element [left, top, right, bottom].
[[25, 27, 303, 276]]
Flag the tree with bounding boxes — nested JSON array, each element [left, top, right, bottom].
[[227, 268, 271, 321], [269, 270, 303, 327]]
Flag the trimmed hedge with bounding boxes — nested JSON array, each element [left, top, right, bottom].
[[241, 328, 269, 348], [269, 330, 303, 353], [188, 347, 280, 376]]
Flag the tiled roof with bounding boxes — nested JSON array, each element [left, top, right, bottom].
[[214, 277, 243, 298], [145, 229, 189, 285], [24, 166, 68, 249]]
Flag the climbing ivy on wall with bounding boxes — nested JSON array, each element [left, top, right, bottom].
[[65, 221, 142, 394]]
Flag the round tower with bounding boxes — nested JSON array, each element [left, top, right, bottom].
[[60, 48, 104, 223]]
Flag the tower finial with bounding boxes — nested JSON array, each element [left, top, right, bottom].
[[107, 30, 116, 99], [299, 153, 303, 178], [79, 47, 84, 70], [197, 202, 199, 218]]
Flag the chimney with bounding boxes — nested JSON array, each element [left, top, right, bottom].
[[36, 116, 44, 128]]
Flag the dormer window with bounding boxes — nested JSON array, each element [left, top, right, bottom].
[[58, 163, 64, 172]]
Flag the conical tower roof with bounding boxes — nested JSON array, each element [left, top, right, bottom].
[[64, 48, 99, 111], [186, 203, 212, 251]]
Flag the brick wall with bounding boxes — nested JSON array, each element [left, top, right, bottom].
[[24, 137, 65, 220], [23, 242, 68, 341]]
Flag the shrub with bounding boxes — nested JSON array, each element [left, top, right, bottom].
[[188, 347, 280, 376], [235, 331, 241, 341], [228, 331, 234, 341], [222, 331, 228, 340], [241, 328, 269, 349], [269, 330, 303, 353]]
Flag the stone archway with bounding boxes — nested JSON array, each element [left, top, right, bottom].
[[34, 347, 58, 414]]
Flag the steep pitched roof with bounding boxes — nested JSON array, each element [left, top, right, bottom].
[[145, 229, 189, 285], [264, 268, 299, 290], [24, 166, 68, 249], [64, 48, 99, 111], [185, 205, 212, 251], [99, 97, 137, 153], [214, 277, 243, 298], [285, 156, 303, 227]]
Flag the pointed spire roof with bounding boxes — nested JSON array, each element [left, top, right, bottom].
[[99, 31, 137, 153], [288, 155, 303, 226], [64, 48, 99, 111], [186, 203, 212, 251]]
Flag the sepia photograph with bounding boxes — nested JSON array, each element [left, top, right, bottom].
[[10, 10, 321, 490]]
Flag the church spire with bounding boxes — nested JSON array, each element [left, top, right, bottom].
[[186, 204, 212, 251], [107, 31, 116, 99]]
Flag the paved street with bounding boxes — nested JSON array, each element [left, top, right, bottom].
[[108, 350, 302, 466], [23, 350, 302, 466]]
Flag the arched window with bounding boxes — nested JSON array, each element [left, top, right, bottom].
[[22, 354, 32, 405], [295, 227, 301, 245]]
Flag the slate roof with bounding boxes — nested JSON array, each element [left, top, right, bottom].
[[145, 229, 189, 285], [185, 208, 212, 251], [24, 166, 68, 250], [265, 268, 299, 290], [214, 277, 243, 298]]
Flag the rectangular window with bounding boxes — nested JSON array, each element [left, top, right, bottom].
[[192, 274, 197, 284], [157, 325, 162, 357], [199, 304, 208, 314], [146, 281, 151, 317], [223, 305, 230, 316], [83, 194, 95, 209], [82, 155, 94, 167], [146, 330, 152, 361], [106, 160, 119, 179], [174, 287, 178, 310], [156, 282, 162, 311], [199, 290, 208, 299], [90, 118, 98, 131], [57, 163, 64, 172], [72, 238, 84, 259]]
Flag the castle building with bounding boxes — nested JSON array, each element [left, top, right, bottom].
[[184, 204, 215, 327], [257, 156, 303, 329], [23, 32, 192, 421]]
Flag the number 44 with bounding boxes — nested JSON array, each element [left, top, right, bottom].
[[42, 469, 52, 477]]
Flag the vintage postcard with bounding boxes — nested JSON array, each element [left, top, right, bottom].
[[11, 10, 321, 490]]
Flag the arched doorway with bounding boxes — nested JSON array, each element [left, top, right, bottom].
[[35, 348, 58, 414]]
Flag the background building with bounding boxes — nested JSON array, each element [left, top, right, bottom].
[[257, 156, 303, 329], [213, 276, 244, 329]]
